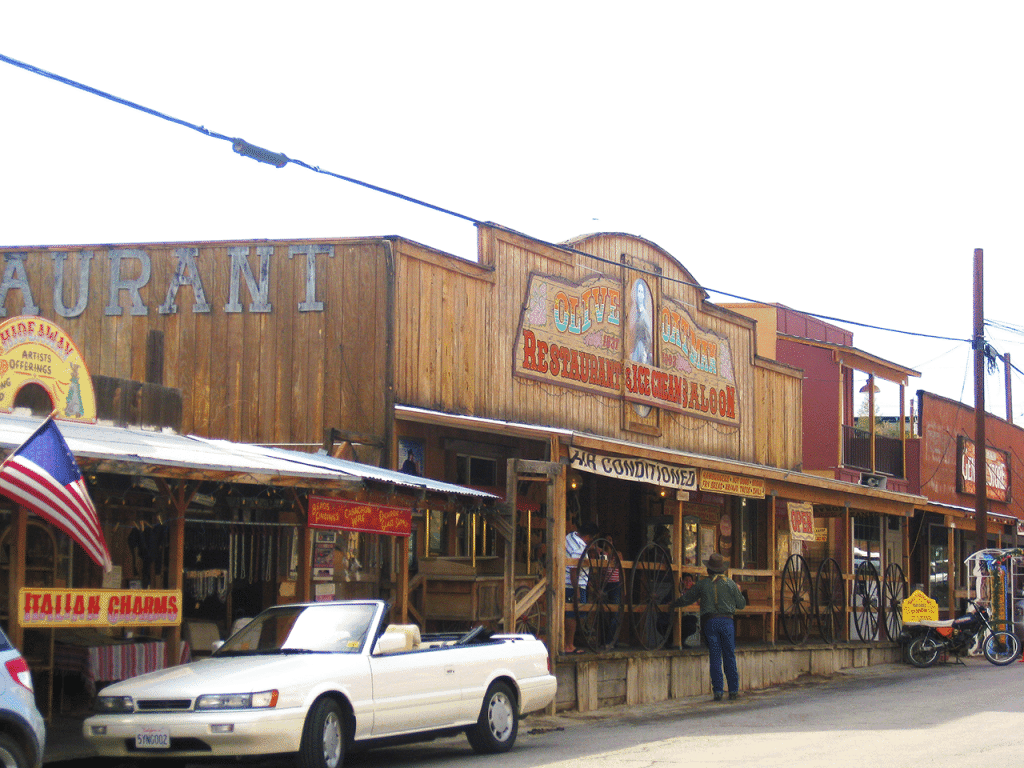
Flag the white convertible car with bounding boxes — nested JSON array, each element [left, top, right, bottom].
[[84, 600, 556, 768]]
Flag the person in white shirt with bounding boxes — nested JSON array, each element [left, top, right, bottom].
[[564, 522, 598, 654]]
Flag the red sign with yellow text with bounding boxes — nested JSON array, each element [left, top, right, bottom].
[[19, 588, 181, 628], [309, 496, 412, 537]]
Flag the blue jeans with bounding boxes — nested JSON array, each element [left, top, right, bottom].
[[704, 616, 739, 694]]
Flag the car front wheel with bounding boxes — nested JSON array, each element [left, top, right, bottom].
[[0, 734, 28, 768], [467, 681, 518, 754], [299, 697, 345, 768]]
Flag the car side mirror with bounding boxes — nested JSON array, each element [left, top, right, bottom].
[[210, 640, 224, 653]]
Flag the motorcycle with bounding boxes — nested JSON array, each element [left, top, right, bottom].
[[902, 599, 1021, 668]]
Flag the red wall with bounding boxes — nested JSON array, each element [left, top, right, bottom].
[[917, 391, 1023, 520], [778, 337, 841, 473]]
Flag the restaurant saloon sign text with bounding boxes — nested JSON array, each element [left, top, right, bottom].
[[514, 271, 739, 426]]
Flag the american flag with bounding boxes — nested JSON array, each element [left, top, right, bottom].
[[0, 417, 112, 572]]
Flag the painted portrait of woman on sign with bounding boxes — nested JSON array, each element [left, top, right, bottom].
[[626, 277, 654, 417]]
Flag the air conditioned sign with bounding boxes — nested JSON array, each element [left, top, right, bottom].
[[569, 448, 698, 490]]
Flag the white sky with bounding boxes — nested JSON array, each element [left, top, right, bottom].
[[2, 3, 1023, 421]]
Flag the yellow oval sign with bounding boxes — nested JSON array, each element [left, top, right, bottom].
[[0, 317, 95, 422]]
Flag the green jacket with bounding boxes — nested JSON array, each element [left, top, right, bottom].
[[674, 574, 746, 615]]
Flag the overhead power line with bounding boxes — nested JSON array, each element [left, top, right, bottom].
[[0, 51, 974, 348]]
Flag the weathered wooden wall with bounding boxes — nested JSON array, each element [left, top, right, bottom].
[[555, 643, 901, 712], [3, 226, 803, 470], [0, 240, 389, 451], [394, 226, 803, 468], [919, 390, 1023, 519]]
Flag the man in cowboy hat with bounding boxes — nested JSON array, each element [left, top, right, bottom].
[[673, 552, 746, 701]]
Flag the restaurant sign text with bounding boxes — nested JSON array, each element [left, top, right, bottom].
[[514, 271, 739, 426]]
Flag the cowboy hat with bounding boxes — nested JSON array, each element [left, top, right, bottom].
[[705, 553, 728, 573]]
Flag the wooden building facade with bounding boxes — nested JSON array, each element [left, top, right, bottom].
[[0, 225, 926, 679]]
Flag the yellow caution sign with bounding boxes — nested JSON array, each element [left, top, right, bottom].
[[902, 589, 939, 622]]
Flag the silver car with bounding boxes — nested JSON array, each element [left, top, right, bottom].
[[0, 627, 45, 768]]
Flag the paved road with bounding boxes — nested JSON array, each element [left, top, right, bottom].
[[52, 658, 1024, 768]]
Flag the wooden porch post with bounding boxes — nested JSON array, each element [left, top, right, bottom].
[[7, 507, 27, 650], [396, 535, 409, 623], [156, 478, 194, 668], [768, 492, 777, 643], [550, 460, 567, 669], [504, 462, 518, 634], [671, 496, 683, 645]]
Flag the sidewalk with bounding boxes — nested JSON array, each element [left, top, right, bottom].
[[41, 662, 915, 764]]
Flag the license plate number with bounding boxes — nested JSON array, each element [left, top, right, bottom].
[[135, 728, 170, 749]]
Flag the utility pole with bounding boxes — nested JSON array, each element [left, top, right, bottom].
[[1005, 353, 1013, 425], [973, 248, 987, 548]]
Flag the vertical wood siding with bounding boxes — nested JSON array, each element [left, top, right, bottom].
[[0, 240, 389, 449], [393, 228, 803, 468]]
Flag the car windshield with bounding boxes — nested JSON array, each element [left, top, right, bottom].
[[214, 603, 377, 656]]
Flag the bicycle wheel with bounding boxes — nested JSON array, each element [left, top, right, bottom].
[[882, 563, 907, 642], [628, 542, 674, 650], [815, 558, 845, 643], [575, 538, 622, 651], [906, 634, 940, 668], [852, 561, 880, 641], [780, 554, 812, 644], [982, 630, 1021, 666]]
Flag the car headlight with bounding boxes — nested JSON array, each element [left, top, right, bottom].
[[95, 696, 135, 714], [196, 690, 279, 710]]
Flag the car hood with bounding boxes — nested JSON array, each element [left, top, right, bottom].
[[97, 653, 363, 698]]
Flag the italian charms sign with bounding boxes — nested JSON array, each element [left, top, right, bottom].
[[513, 271, 739, 426], [20, 588, 181, 627], [309, 495, 412, 537], [0, 317, 96, 421]]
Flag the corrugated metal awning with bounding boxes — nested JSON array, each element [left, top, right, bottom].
[[0, 413, 495, 502]]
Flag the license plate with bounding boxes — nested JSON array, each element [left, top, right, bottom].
[[135, 727, 170, 749]]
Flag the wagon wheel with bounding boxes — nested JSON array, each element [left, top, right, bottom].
[[573, 538, 623, 651], [514, 585, 546, 637], [628, 542, 674, 650], [779, 554, 812, 644], [882, 563, 907, 642], [852, 560, 881, 641], [814, 558, 845, 643]]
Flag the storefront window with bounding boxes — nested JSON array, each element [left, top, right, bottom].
[[427, 509, 447, 556], [682, 516, 698, 567], [928, 523, 949, 607], [456, 455, 497, 487], [853, 515, 881, 573], [739, 498, 758, 570]]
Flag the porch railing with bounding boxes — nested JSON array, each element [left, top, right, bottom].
[[842, 425, 904, 478]]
